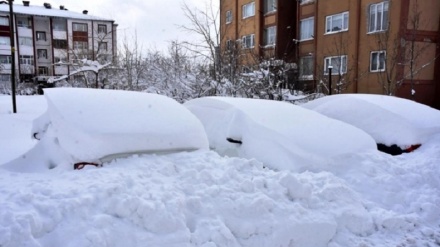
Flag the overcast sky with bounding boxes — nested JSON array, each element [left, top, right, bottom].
[[28, 0, 217, 52]]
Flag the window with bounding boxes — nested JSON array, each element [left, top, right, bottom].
[[242, 2, 255, 19], [299, 0, 315, 4], [98, 42, 107, 51], [17, 16, 31, 28], [300, 17, 314, 40], [0, 55, 11, 64], [0, 74, 10, 81], [242, 34, 255, 48], [299, 56, 314, 78], [53, 18, 67, 31], [226, 39, 233, 50], [370, 51, 386, 72], [0, 17, 8, 26], [73, 23, 87, 32], [20, 55, 34, 65], [324, 55, 347, 75], [0, 36, 10, 45], [38, 67, 48, 76], [226, 10, 232, 24], [264, 0, 276, 13], [73, 41, 88, 50], [326, 12, 349, 33], [264, 26, 276, 46], [19, 37, 33, 46], [53, 39, 68, 49], [37, 49, 48, 59], [36, 31, 46, 41], [369, 1, 389, 33], [98, 24, 107, 34]]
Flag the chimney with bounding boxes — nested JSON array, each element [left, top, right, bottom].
[[82, 10, 88, 15], [60, 5, 64, 10], [23, 1, 30, 6], [43, 3, 51, 9]]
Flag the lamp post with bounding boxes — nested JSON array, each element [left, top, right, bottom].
[[327, 65, 333, 95], [8, 0, 16, 113]]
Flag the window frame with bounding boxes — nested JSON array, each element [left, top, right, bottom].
[[368, 1, 389, 33], [73, 41, 88, 50], [242, 34, 255, 49], [53, 18, 67, 31], [36, 31, 46, 41], [264, 0, 276, 14], [97, 24, 107, 34], [98, 42, 108, 51], [324, 55, 347, 75], [53, 39, 68, 49], [242, 2, 255, 19], [19, 36, 33, 46], [37, 49, 48, 59], [0, 55, 11, 64], [38, 66, 48, 76], [325, 11, 349, 34], [19, 55, 34, 65], [300, 17, 314, 41], [299, 56, 314, 78], [72, 22, 88, 32], [0, 36, 10, 45], [226, 10, 232, 24], [0, 16, 8, 26], [264, 26, 276, 46], [370, 50, 386, 72]]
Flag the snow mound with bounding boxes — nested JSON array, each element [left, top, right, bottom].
[[302, 94, 440, 147], [184, 97, 377, 172], [3, 88, 208, 172]]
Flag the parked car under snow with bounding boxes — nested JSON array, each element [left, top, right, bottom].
[[184, 97, 378, 172], [4, 88, 209, 172], [302, 94, 440, 155]]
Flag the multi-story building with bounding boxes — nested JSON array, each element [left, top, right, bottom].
[[220, 0, 297, 66], [220, 0, 440, 109], [0, 1, 117, 86]]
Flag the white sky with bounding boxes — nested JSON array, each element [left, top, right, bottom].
[[27, 0, 217, 52]]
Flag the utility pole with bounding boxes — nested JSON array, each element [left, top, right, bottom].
[[8, 0, 17, 113]]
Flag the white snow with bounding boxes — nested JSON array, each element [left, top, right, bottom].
[[1, 92, 440, 247], [184, 96, 377, 172], [3, 88, 208, 172], [302, 94, 440, 147]]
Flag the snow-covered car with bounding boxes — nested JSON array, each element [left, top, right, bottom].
[[184, 97, 378, 172], [4, 88, 209, 172], [302, 94, 440, 155]]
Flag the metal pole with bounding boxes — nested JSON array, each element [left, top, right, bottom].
[[9, 0, 16, 113], [328, 65, 332, 95]]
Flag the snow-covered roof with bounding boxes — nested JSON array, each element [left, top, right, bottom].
[[0, 3, 114, 22]]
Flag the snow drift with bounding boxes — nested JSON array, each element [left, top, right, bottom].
[[3, 88, 208, 172], [184, 96, 377, 172], [302, 94, 440, 150]]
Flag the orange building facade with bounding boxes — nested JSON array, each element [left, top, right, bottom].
[[220, 0, 440, 109]]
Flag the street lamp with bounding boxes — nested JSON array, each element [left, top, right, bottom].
[[327, 65, 333, 95]]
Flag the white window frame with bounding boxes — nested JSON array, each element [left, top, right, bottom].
[[37, 49, 48, 59], [73, 23, 88, 32], [242, 34, 255, 49], [98, 24, 107, 34], [0, 55, 11, 64], [53, 19, 66, 31], [264, 26, 276, 46], [0, 16, 8, 26], [98, 42, 108, 51], [36, 31, 46, 41], [226, 10, 232, 24], [325, 12, 349, 34], [300, 17, 314, 41], [0, 36, 10, 45], [242, 2, 255, 19], [19, 55, 34, 65], [0, 74, 10, 81], [368, 1, 389, 33], [19, 37, 33, 46], [370, 50, 386, 72], [264, 0, 276, 14], [73, 41, 88, 50], [324, 55, 347, 75]]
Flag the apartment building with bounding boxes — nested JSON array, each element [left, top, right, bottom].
[[220, 0, 297, 66], [220, 0, 440, 109], [0, 1, 117, 86]]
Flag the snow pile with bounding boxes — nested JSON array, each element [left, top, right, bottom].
[[185, 96, 377, 172], [302, 94, 440, 147], [1, 94, 439, 247], [3, 88, 208, 172]]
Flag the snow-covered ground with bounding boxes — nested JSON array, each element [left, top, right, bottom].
[[1, 93, 440, 247]]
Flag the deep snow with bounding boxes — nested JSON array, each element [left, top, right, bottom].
[[1, 93, 440, 247]]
